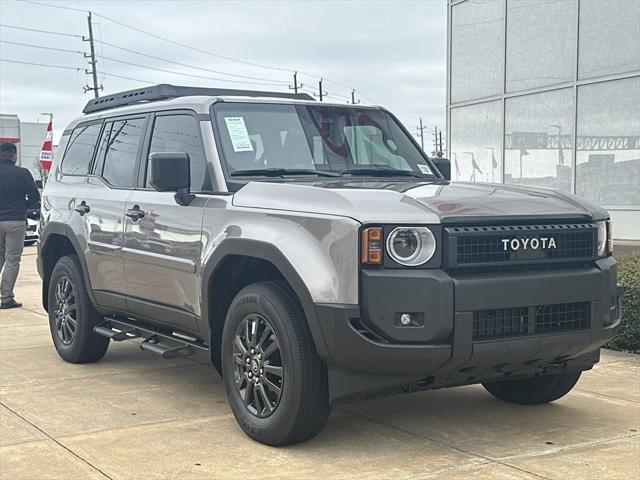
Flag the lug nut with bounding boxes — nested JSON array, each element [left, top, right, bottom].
[[251, 348, 255, 354], [248, 372, 253, 378]]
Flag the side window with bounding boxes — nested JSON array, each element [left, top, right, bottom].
[[101, 118, 145, 188], [146, 114, 211, 192], [61, 123, 102, 175]]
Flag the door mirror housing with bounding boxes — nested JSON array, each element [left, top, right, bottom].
[[148, 152, 191, 192], [431, 157, 451, 181], [148, 152, 194, 206]]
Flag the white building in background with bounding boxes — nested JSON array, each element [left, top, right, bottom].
[[0, 114, 49, 183], [446, 0, 640, 242]]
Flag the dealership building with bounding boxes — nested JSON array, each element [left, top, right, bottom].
[[446, 0, 640, 242], [0, 114, 49, 184]]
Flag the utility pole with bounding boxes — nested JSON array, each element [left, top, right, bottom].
[[315, 78, 327, 102], [83, 12, 102, 98], [433, 125, 439, 155], [417, 118, 427, 150], [438, 130, 443, 157], [289, 71, 303, 94], [350, 89, 360, 104]]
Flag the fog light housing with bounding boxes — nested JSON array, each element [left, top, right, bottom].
[[394, 312, 424, 327]]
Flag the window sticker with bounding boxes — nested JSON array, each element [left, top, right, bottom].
[[417, 164, 432, 175], [224, 117, 254, 152]]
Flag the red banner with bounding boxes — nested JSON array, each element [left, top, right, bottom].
[[39, 121, 53, 171]]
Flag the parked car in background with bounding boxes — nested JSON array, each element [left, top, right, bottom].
[[24, 216, 39, 246]]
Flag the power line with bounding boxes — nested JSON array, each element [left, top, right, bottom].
[[100, 71, 156, 85], [94, 39, 289, 85], [17, 0, 373, 102], [0, 23, 82, 38], [0, 58, 81, 71], [0, 40, 84, 55], [94, 55, 291, 87], [19, 0, 88, 13]]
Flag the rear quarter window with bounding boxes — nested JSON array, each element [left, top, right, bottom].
[[61, 123, 102, 176]]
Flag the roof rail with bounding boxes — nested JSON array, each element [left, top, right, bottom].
[[82, 84, 315, 114]]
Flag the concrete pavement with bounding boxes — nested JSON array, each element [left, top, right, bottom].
[[1, 247, 639, 479]]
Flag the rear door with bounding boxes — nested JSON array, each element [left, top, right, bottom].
[[122, 111, 210, 333], [84, 115, 147, 309]]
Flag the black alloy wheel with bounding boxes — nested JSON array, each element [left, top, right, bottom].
[[232, 314, 284, 417], [53, 275, 77, 345]]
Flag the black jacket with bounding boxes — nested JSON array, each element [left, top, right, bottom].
[[0, 159, 41, 221]]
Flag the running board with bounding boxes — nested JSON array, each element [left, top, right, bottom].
[[94, 318, 208, 360]]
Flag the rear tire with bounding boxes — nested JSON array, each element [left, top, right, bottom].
[[483, 372, 582, 405], [48, 255, 109, 363], [221, 281, 330, 446]]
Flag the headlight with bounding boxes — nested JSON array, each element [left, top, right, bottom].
[[386, 227, 436, 266], [596, 220, 609, 257]]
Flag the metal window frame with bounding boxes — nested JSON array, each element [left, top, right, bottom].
[[447, 0, 640, 200]]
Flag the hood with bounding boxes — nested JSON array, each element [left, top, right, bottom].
[[232, 179, 608, 224]]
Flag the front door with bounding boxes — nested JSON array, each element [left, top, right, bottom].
[[122, 112, 211, 333]]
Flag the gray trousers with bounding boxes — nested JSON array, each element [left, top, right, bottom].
[[0, 221, 26, 302]]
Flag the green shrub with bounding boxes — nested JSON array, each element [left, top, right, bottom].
[[605, 255, 640, 353]]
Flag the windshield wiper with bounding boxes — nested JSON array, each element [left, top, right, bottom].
[[340, 167, 424, 178], [230, 168, 339, 178]]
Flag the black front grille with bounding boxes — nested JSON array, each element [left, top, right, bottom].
[[446, 223, 596, 269], [535, 302, 591, 334], [473, 301, 591, 340]]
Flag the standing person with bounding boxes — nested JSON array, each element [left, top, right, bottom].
[[0, 142, 40, 309]]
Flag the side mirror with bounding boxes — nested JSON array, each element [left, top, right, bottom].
[[431, 157, 451, 181], [148, 152, 194, 206]]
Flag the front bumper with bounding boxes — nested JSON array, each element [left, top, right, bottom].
[[316, 258, 621, 398]]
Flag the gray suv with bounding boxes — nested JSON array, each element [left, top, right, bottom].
[[38, 84, 621, 446]]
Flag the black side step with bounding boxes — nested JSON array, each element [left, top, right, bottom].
[[94, 318, 208, 360]]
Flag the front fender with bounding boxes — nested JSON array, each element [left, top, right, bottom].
[[199, 208, 361, 364]]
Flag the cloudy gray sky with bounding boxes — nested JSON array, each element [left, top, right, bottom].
[[0, 0, 447, 144]]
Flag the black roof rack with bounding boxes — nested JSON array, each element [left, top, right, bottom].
[[82, 84, 315, 114]]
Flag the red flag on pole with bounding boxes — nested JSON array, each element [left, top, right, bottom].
[[39, 121, 53, 171]]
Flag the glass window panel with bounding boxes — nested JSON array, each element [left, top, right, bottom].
[[504, 88, 573, 192], [102, 118, 145, 188], [579, 0, 640, 80], [450, 100, 502, 182], [506, 0, 576, 93], [576, 77, 640, 206], [61, 123, 102, 176], [451, 0, 504, 103], [147, 115, 211, 192]]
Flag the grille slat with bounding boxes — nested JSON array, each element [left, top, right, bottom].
[[446, 223, 596, 269], [473, 302, 591, 340]]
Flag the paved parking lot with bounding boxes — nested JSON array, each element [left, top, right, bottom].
[[1, 247, 639, 479]]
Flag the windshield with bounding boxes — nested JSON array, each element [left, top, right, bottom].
[[212, 103, 436, 178]]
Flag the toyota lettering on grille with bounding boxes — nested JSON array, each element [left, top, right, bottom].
[[501, 237, 557, 252]]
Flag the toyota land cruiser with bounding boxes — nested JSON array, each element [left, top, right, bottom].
[[38, 84, 622, 446]]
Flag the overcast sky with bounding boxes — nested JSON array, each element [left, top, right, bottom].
[[0, 0, 447, 144]]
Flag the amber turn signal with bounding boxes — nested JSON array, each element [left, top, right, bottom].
[[361, 227, 383, 264]]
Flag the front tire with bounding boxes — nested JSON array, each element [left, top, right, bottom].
[[222, 281, 330, 446], [48, 255, 109, 363], [483, 372, 582, 405]]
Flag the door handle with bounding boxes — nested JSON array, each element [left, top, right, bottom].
[[125, 206, 145, 221], [74, 201, 90, 216]]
